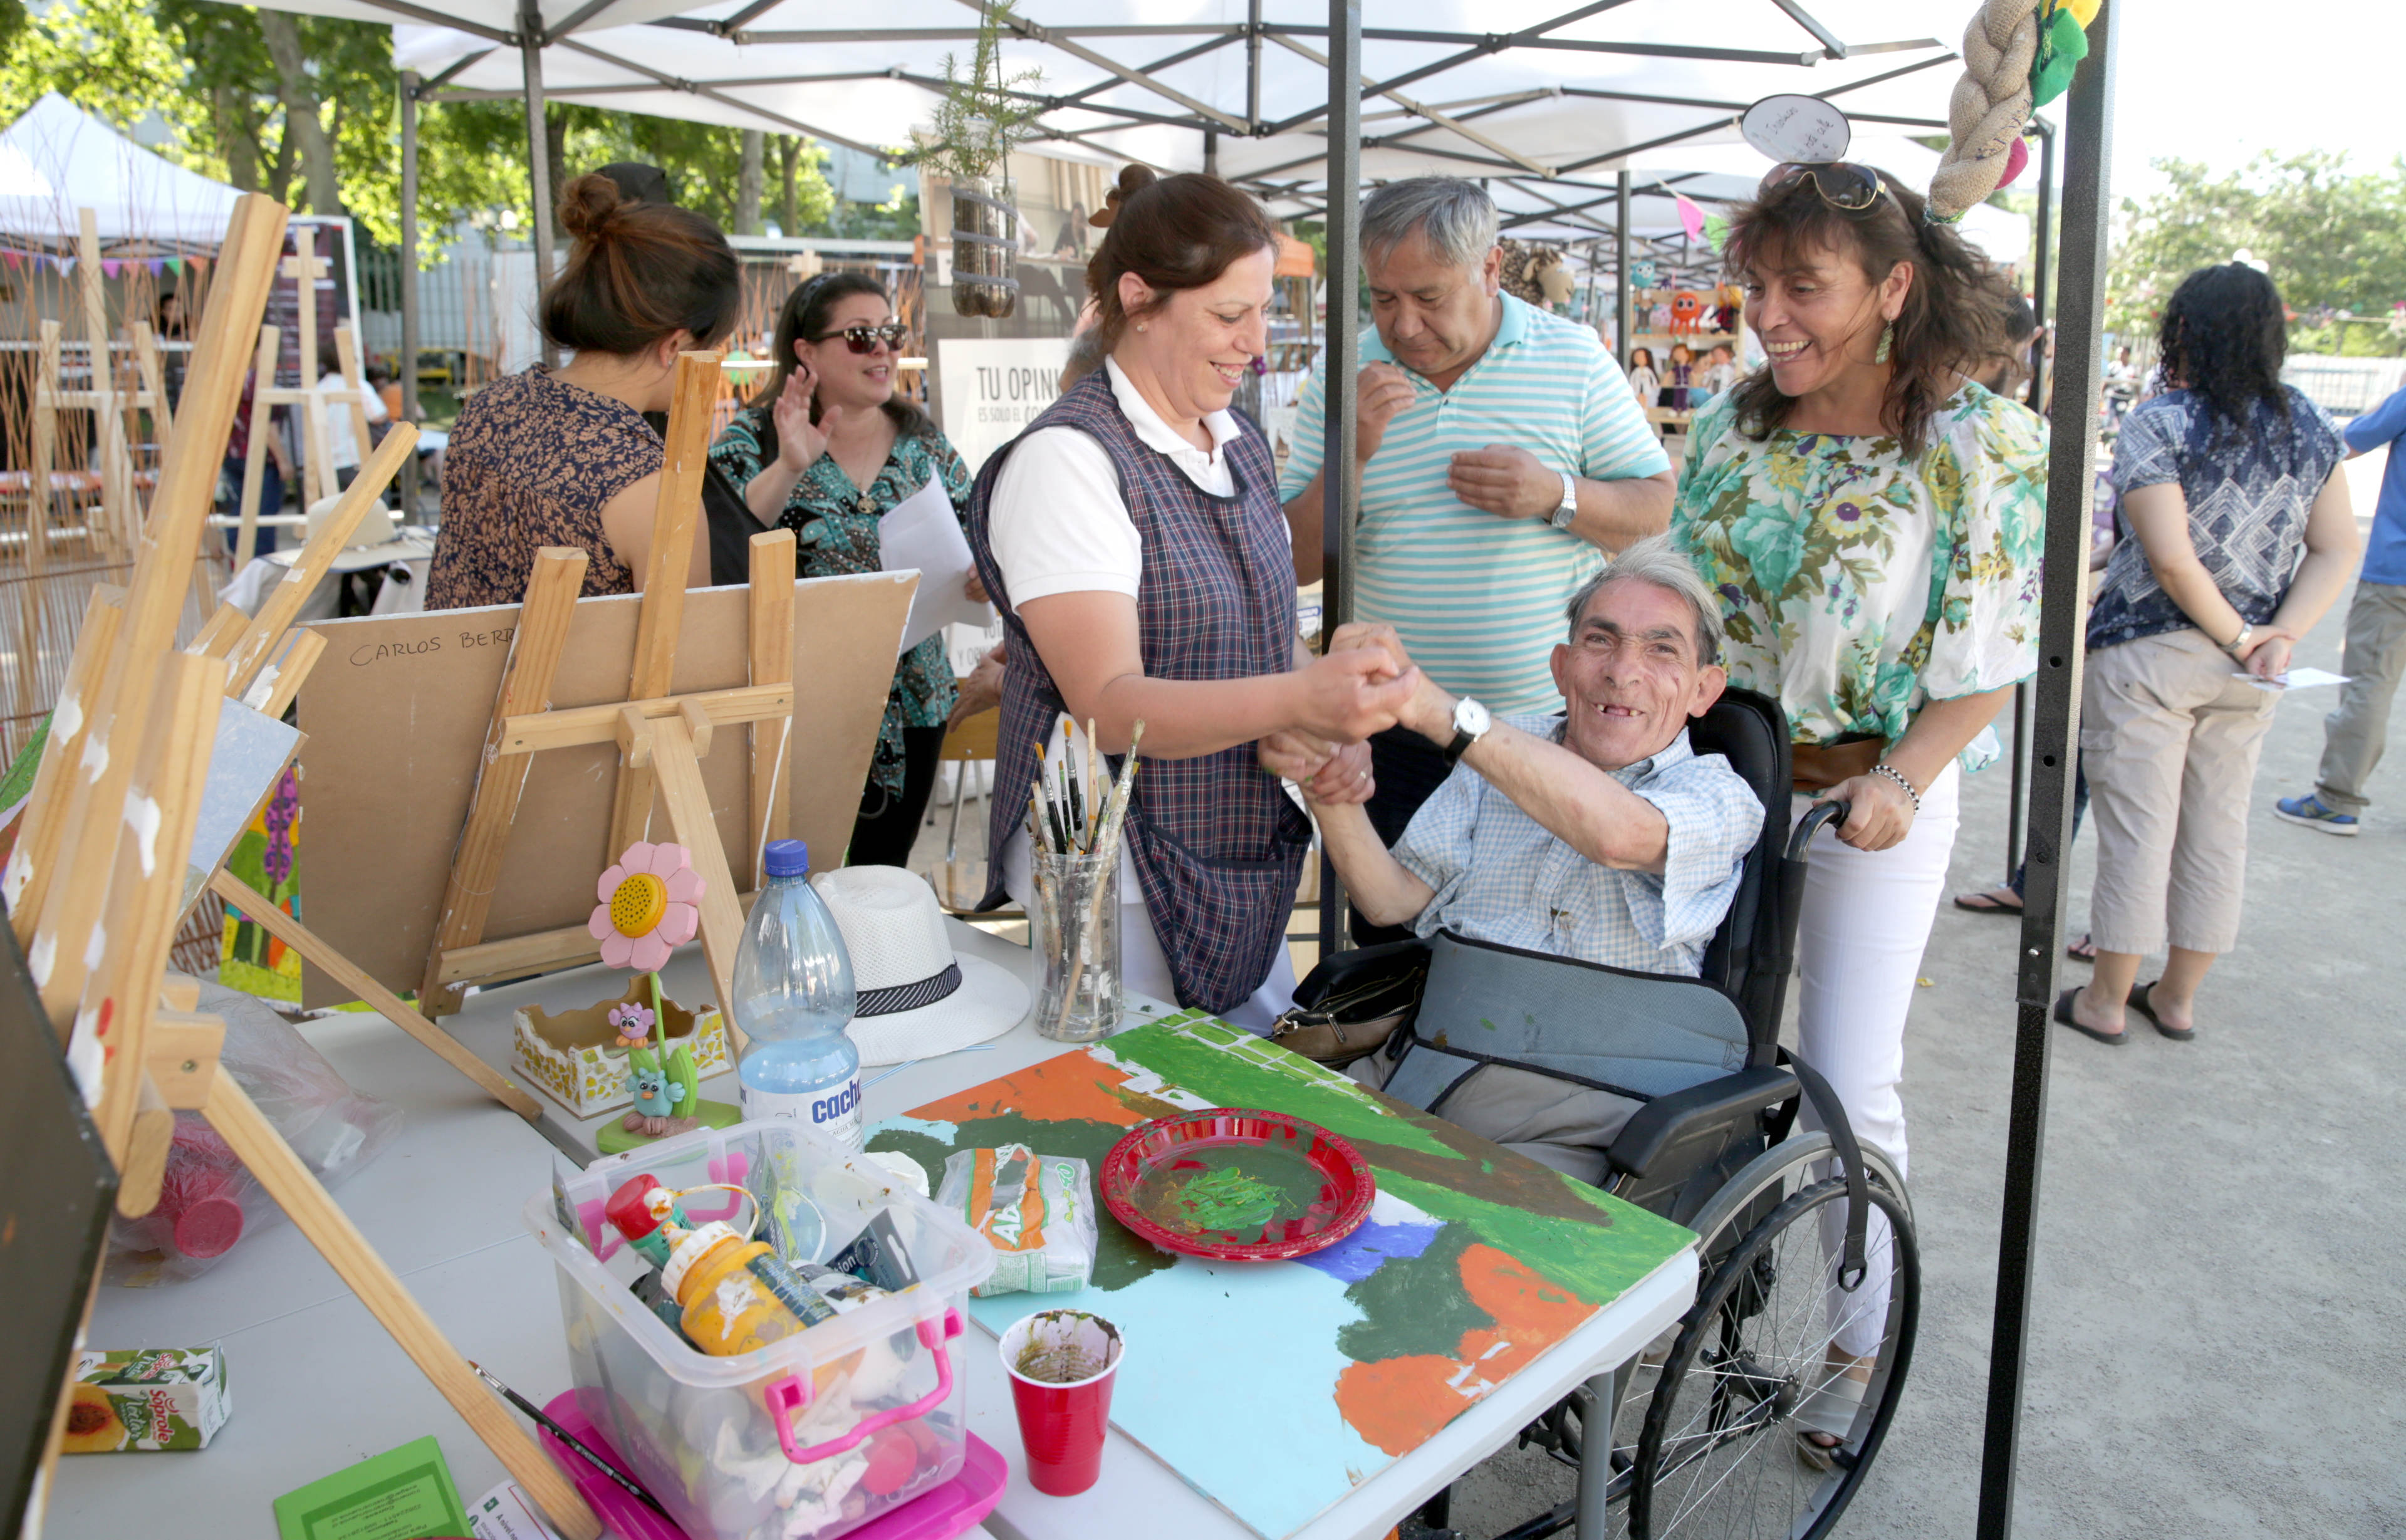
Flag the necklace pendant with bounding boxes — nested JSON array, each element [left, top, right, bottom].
[[857, 494, 877, 515]]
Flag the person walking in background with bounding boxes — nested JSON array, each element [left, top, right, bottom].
[[2064, 264, 2358, 1046], [2276, 380, 2406, 834], [712, 272, 981, 868], [1670, 160, 2045, 1456], [1278, 177, 1673, 939]]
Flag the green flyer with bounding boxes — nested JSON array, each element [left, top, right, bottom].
[[272, 1437, 472, 1540]]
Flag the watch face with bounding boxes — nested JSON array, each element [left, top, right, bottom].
[[1455, 699, 1491, 737]]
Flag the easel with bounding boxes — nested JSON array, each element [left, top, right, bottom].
[[229, 243, 381, 566], [11, 192, 600, 1540], [415, 351, 799, 1029]]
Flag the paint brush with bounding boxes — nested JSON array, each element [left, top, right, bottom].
[[469, 1361, 669, 1518], [1085, 717, 1101, 848], [1064, 742, 1086, 853], [1051, 719, 1144, 1036]]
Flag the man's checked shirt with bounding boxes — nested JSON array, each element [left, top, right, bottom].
[[1392, 717, 1763, 976]]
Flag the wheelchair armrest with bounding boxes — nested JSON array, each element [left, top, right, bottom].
[[1605, 1066, 1798, 1182]]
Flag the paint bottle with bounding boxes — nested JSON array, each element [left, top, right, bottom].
[[603, 1173, 690, 1270], [660, 1220, 838, 1356]]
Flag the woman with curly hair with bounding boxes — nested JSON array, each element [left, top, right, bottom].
[[2062, 264, 2358, 1044], [1669, 162, 2047, 1458]]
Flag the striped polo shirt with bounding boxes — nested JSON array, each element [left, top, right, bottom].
[[1281, 293, 1668, 714]]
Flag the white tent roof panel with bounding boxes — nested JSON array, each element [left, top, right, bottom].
[[0, 93, 244, 249]]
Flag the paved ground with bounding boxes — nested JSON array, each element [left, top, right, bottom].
[[917, 452, 2406, 1538]]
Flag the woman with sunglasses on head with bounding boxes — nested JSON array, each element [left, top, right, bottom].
[[965, 165, 1417, 1028], [430, 173, 734, 609], [710, 273, 979, 867], [1669, 160, 2047, 1457]]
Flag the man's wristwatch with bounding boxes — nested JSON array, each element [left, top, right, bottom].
[[1548, 471, 1579, 529], [1442, 696, 1493, 766]]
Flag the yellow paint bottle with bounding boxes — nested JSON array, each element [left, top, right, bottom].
[[660, 1221, 831, 1355]]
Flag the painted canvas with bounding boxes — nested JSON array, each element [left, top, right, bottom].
[[184, 699, 301, 914], [868, 1013, 1694, 1539]]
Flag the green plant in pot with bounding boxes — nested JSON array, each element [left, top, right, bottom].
[[911, 0, 1046, 318]]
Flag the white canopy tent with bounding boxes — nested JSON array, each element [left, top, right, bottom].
[[0, 93, 244, 252]]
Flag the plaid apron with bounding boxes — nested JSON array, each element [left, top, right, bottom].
[[966, 370, 1311, 1015]]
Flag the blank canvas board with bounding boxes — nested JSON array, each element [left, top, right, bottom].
[[294, 572, 914, 1007]]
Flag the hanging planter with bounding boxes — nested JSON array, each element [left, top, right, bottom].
[[909, 0, 1046, 321], [952, 175, 1020, 319]]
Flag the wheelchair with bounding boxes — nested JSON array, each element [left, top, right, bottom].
[[1290, 688, 1919, 1540]]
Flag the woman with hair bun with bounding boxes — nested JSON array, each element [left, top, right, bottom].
[[966, 165, 1418, 1026], [709, 271, 979, 868], [429, 172, 741, 610], [1669, 162, 2047, 1455]]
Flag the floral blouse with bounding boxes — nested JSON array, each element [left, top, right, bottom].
[[1671, 384, 2048, 747], [709, 407, 974, 799]]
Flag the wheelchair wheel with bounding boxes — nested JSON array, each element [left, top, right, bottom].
[[1628, 1177, 1918, 1539]]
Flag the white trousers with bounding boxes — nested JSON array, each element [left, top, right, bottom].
[[1791, 762, 1959, 1359]]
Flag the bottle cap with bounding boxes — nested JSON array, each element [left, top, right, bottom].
[[660, 1220, 741, 1299], [603, 1173, 665, 1242], [763, 839, 810, 878]]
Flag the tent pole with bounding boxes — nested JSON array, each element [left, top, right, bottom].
[[1614, 169, 1632, 369], [1977, 3, 2117, 1534], [519, 2, 560, 369], [1316, 0, 1360, 959], [400, 71, 422, 519], [1246, 0, 1261, 130], [2006, 119, 2056, 880], [1204, 127, 1218, 177]]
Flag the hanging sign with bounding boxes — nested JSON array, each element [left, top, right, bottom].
[[935, 336, 1075, 474], [1739, 95, 1853, 164]]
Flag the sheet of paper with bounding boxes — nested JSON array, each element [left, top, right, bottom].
[[879, 475, 990, 655], [2242, 665, 2350, 692], [273, 1436, 471, 1540], [467, 1480, 564, 1540]]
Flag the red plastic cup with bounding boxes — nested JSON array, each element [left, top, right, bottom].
[[999, 1309, 1124, 1497]]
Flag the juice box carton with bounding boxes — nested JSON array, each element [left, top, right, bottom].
[[64, 1347, 231, 1452]]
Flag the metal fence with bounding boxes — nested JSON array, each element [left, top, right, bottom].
[[2283, 354, 2406, 417]]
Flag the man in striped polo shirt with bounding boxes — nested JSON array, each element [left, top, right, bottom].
[[1281, 178, 1672, 936]]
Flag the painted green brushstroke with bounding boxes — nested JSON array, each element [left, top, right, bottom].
[[1152, 1163, 1286, 1234], [1335, 1223, 1494, 1363]]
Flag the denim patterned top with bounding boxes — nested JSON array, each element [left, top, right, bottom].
[[2088, 386, 2343, 652], [1391, 719, 1763, 977]]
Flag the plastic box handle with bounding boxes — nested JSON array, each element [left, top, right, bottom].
[[767, 1308, 964, 1465]]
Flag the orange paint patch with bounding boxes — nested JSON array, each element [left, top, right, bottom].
[[1333, 1355, 1467, 1456], [1334, 1245, 1602, 1456], [909, 1048, 1151, 1129]]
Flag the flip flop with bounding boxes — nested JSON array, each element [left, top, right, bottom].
[[1952, 890, 2023, 915], [2127, 980, 2194, 1042], [2053, 987, 2130, 1046], [2066, 934, 2097, 963]]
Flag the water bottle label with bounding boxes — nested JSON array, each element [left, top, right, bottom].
[[743, 1076, 863, 1151]]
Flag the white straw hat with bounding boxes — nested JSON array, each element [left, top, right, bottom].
[[813, 866, 1028, 1065], [271, 493, 436, 573]]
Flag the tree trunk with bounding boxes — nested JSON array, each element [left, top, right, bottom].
[[258, 9, 343, 216], [737, 130, 765, 236], [214, 86, 261, 193], [545, 108, 566, 211], [778, 136, 800, 237]]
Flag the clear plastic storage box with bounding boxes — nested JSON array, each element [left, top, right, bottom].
[[523, 1120, 995, 1540]]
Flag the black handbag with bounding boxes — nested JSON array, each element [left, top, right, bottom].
[[1266, 939, 1429, 1066]]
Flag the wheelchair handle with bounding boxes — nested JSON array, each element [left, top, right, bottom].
[[1786, 799, 1850, 862]]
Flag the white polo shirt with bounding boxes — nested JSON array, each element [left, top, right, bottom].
[[1281, 293, 1667, 715]]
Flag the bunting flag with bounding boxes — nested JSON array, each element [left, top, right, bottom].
[[53, 256, 73, 276], [1, 250, 18, 268], [165, 256, 183, 274], [1674, 192, 1707, 244], [100, 259, 121, 279]]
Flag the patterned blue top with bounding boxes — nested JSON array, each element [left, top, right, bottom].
[[2088, 386, 2343, 652], [1390, 719, 1763, 977]]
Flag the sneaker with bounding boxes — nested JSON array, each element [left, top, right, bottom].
[[2275, 793, 2360, 835]]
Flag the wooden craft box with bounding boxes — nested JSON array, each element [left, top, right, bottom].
[[512, 982, 729, 1117]]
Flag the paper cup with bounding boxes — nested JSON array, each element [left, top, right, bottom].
[[999, 1309, 1124, 1496]]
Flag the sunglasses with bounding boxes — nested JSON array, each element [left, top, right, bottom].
[[809, 322, 909, 355], [1760, 161, 1892, 214]]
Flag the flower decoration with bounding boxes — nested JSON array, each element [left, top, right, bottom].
[[607, 1001, 657, 1048], [589, 841, 706, 972]]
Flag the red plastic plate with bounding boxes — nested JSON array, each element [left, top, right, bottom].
[[1100, 1108, 1375, 1262]]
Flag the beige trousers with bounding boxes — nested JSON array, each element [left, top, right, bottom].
[[2081, 627, 2279, 955], [2315, 581, 2406, 813]]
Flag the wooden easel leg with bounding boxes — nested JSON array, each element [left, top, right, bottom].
[[209, 867, 542, 1121], [647, 718, 748, 1039], [235, 325, 279, 570], [203, 1069, 602, 1540], [417, 547, 588, 1019], [746, 529, 798, 881]]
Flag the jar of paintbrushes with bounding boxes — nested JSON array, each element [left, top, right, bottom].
[[1028, 719, 1144, 1043]]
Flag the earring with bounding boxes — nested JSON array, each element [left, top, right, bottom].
[[1875, 322, 1894, 364], [1135, 321, 1147, 333]]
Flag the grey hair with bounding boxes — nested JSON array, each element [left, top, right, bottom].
[[1564, 534, 1724, 666], [1360, 177, 1499, 270]]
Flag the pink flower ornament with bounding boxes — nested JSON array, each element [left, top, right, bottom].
[[588, 841, 706, 972]]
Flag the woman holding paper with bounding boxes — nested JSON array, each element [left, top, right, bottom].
[[2063, 263, 2358, 1045], [965, 166, 1417, 1028], [712, 273, 981, 868]]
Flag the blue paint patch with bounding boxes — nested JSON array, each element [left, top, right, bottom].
[[1293, 1219, 1445, 1284]]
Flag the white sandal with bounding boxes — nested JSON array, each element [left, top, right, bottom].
[[1793, 1371, 1865, 1470]]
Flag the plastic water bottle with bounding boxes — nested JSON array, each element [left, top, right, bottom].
[[731, 839, 863, 1149]]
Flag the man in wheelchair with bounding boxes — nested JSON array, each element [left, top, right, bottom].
[[1263, 535, 1764, 1182]]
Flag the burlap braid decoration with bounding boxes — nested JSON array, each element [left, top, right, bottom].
[[1927, 0, 2041, 222]]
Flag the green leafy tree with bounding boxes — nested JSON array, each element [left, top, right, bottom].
[[0, 0, 207, 150]]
